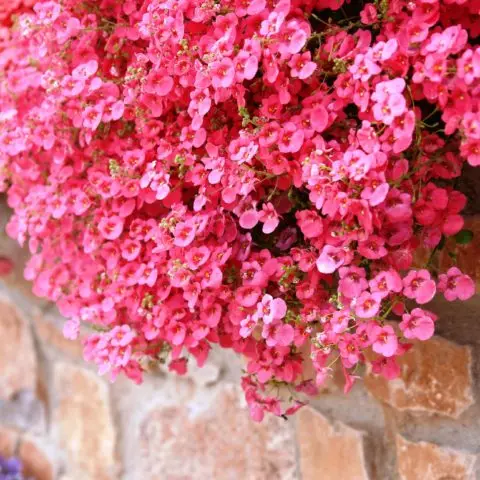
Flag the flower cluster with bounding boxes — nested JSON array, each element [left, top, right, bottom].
[[1, 0, 478, 421], [0, 455, 28, 480]]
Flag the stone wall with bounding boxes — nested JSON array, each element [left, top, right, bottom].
[[0, 213, 479, 480]]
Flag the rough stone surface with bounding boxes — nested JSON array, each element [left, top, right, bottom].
[[0, 298, 37, 400], [132, 384, 298, 480], [52, 363, 116, 480], [18, 435, 55, 480], [396, 435, 477, 480], [32, 312, 83, 360], [296, 407, 369, 480], [0, 426, 18, 457], [365, 337, 474, 418], [0, 390, 46, 435]]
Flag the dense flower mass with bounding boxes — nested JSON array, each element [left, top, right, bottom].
[[0, 0, 478, 421]]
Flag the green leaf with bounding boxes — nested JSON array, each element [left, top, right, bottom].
[[455, 229, 474, 245]]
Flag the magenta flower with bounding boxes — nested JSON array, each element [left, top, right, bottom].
[[399, 308, 436, 341], [370, 325, 398, 357], [173, 222, 197, 247], [257, 294, 287, 324], [2, 0, 480, 423], [438, 267, 475, 301], [316, 245, 347, 274], [403, 270, 436, 304], [354, 292, 382, 319], [258, 203, 280, 234], [98, 216, 124, 241]]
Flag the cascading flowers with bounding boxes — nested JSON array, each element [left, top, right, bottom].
[[0, 0, 478, 421]]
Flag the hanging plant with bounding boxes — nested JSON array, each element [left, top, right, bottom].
[[0, 0, 478, 422]]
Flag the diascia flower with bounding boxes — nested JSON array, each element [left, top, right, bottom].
[[0, 0, 478, 422]]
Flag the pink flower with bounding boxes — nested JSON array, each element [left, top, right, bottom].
[[438, 267, 475, 301], [310, 106, 329, 133], [144, 70, 174, 96], [403, 270, 436, 304], [339, 334, 361, 365], [330, 310, 352, 334], [358, 235, 387, 260], [371, 357, 400, 380], [278, 122, 304, 153], [240, 314, 259, 338], [264, 322, 294, 347], [169, 358, 188, 375], [370, 325, 398, 357], [211, 58, 235, 89], [98, 216, 124, 240], [295, 210, 323, 239], [185, 246, 210, 270], [354, 291, 382, 318], [338, 266, 368, 299], [399, 308, 436, 341], [173, 222, 197, 247], [289, 52, 317, 79], [236, 286, 262, 308], [257, 294, 287, 324], [3, 0, 480, 422], [239, 209, 259, 229], [360, 4, 378, 25], [83, 105, 103, 130], [258, 203, 279, 234], [316, 245, 347, 274]]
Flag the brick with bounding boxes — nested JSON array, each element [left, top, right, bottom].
[[396, 435, 477, 480], [52, 363, 116, 480], [296, 407, 369, 480], [0, 299, 37, 400], [133, 384, 297, 480], [0, 426, 18, 457], [365, 337, 473, 418], [18, 435, 54, 480]]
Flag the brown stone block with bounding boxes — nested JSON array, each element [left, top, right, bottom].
[[396, 435, 477, 480], [133, 384, 297, 480], [0, 426, 18, 457], [32, 312, 84, 360], [296, 407, 369, 480], [52, 363, 116, 480], [18, 435, 54, 480], [365, 337, 473, 418], [0, 298, 37, 400]]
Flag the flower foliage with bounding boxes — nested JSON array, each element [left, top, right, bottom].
[[0, 0, 478, 421]]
